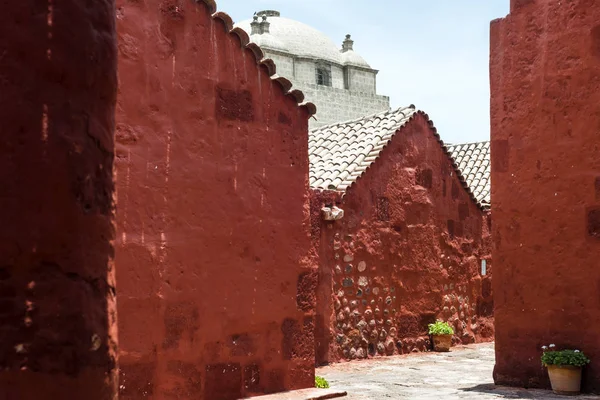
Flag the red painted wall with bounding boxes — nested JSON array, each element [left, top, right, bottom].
[[313, 114, 493, 364], [115, 1, 315, 398], [491, 0, 600, 392], [0, 1, 118, 399]]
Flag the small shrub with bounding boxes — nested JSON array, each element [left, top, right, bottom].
[[315, 376, 330, 389], [428, 320, 454, 335], [541, 345, 590, 368]]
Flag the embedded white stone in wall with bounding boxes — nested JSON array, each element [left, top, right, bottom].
[[358, 276, 368, 287], [343, 254, 354, 262], [357, 261, 366, 272], [322, 206, 344, 221], [372, 287, 380, 295]]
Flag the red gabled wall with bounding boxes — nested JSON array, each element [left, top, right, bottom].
[[313, 114, 493, 364], [115, 1, 315, 398], [491, 0, 600, 392]]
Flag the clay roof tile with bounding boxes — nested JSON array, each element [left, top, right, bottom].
[[308, 105, 489, 209], [446, 140, 491, 208]]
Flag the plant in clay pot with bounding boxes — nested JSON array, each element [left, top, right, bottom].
[[541, 344, 590, 395], [428, 320, 454, 352]]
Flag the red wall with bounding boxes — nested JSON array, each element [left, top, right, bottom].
[[491, 0, 600, 392], [313, 114, 493, 364], [115, 1, 316, 398], [0, 1, 118, 399]]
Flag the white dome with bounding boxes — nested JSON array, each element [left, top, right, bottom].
[[251, 33, 289, 53], [341, 50, 371, 68], [236, 12, 344, 65]]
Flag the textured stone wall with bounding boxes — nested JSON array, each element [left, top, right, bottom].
[[348, 68, 376, 94], [301, 85, 390, 128], [313, 114, 493, 364], [267, 52, 294, 79], [490, 0, 600, 392], [330, 65, 345, 89], [259, 48, 389, 129], [115, 1, 315, 399], [0, 1, 119, 399], [289, 60, 342, 90], [293, 60, 318, 87]]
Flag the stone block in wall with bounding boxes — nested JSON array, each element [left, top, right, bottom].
[[119, 362, 156, 399], [164, 361, 203, 399], [204, 363, 242, 400], [243, 364, 262, 393]]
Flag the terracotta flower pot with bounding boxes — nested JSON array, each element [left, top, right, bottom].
[[547, 365, 582, 395], [432, 334, 452, 352]]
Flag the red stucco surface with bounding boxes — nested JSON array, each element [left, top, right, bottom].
[[0, 1, 118, 399], [312, 114, 493, 365], [115, 1, 315, 398], [491, 0, 600, 392]]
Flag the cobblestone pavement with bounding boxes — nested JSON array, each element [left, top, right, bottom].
[[317, 343, 600, 399]]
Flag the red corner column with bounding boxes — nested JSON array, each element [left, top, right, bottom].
[[491, 0, 600, 392], [0, 1, 118, 399]]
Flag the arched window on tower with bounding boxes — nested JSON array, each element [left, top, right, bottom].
[[316, 64, 332, 86]]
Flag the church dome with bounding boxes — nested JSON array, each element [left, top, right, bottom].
[[250, 32, 289, 54], [341, 50, 371, 68], [236, 11, 344, 65]]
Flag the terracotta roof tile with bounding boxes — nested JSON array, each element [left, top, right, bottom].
[[309, 106, 416, 191], [446, 141, 491, 207], [309, 106, 490, 210]]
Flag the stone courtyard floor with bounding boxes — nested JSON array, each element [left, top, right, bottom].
[[317, 343, 600, 399]]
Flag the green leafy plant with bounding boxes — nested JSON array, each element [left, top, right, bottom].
[[428, 320, 454, 336], [315, 376, 330, 389], [541, 345, 590, 368]]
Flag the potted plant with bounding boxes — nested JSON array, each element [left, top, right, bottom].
[[541, 344, 590, 395], [428, 320, 454, 352]]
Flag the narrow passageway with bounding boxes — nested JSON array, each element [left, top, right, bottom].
[[318, 343, 600, 399]]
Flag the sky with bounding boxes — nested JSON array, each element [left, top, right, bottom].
[[215, 0, 509, 144]]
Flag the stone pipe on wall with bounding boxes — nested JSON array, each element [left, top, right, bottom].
[[0, 1, 118, 399]]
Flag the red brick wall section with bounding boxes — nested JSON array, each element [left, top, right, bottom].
[[490, 0, 600, 392], [313, 114, 493, 364], [0, 1, 119, 399], [115, 1, 316, 399]]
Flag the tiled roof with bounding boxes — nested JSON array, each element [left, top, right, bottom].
[[308, 105, 490, 209], [309, 106, 416, 191], [446, 141, 491, 207]]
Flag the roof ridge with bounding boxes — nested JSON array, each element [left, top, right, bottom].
[[308, 106, 417, 192], [446, 140, 490, 147], [203, 0, 316, 117], [309, 105, 415, 133], [309, 108, 490, 210], [413, 111, 490, 209]]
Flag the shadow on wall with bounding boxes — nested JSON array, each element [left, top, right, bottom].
[[0, 0, 119, 399]]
